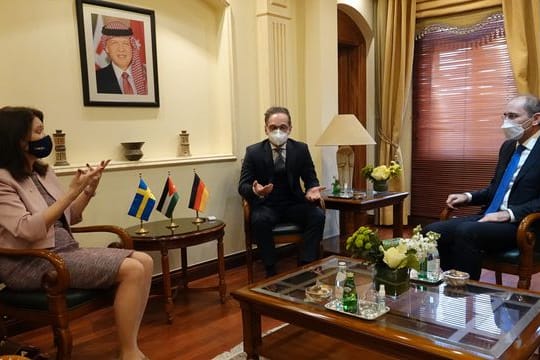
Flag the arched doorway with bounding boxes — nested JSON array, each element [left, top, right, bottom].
[[337, 8, 368, 232]]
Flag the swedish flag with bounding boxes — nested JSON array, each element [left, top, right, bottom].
[[128, 178, 156, 221]]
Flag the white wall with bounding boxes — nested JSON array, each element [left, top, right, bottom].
[[0, 0, 377, 274]]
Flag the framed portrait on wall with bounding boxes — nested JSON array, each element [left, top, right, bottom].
[[75, 0, 159, 107]]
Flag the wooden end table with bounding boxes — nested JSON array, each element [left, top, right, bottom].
[[323, 191, 409, 239], [126, 218, 226, 323]]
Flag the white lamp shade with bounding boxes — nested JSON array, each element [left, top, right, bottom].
[[315, 114, 376, 146]]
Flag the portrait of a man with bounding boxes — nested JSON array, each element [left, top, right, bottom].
[[94, 18, 148, 95]]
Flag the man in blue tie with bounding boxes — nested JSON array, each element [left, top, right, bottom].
[[425, 95, 540, 280]]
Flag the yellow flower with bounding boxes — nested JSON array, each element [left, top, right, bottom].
[[361, 161, 402, 182], [371, 165, 391, 181], [381, 243, 408, 269]]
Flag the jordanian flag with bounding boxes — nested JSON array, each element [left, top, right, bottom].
[[156, 176, 180, 218], [128, 178, 156, 221], [188, 173, 209, 212]]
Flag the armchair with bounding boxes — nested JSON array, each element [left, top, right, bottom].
[[0, 225, 132, 359], [242, 198, 325, 283], [440, 207, 540, 289]]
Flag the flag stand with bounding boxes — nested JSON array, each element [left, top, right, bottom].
[[135, 219, 149, 234], [166, 217, 179, 229], [192, 210, 205, 224]]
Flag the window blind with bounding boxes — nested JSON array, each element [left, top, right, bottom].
[[411, 13, 517, 223]]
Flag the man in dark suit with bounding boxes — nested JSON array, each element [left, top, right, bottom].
[[425, 94, 540, 280], [95, 21, 147, 95], [239, 106, 326, 277]]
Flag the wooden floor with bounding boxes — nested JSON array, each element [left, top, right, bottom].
[[9, 226, 540, 359]]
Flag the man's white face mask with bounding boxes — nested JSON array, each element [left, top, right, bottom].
[[501, 117, 532, 140], [268, 129, 288, 146]]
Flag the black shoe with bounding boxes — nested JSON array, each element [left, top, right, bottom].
[[265, 265, 277, 278]]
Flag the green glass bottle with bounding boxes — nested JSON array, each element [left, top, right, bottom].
[[342, 272, 358, 313]]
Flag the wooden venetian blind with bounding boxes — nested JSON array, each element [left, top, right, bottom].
[[411, 13, 517, 222]]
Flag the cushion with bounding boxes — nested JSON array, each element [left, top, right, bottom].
[[486, 249, 540, 265], [0, 288, 113, 311], [272, 223, 303, 236]]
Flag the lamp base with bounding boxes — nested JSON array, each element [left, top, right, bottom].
[[337, 145, 354, 190]]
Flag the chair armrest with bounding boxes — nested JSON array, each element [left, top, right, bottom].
[[71, 225, 133, 249], [440, 206, 454, 221], [0, 247, 69, 294], [242, 198, 251, 235], [318, 197, 326, 210], [516, 212, 540, 267]]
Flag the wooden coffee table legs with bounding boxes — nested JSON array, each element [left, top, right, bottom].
[[240, 303, 262, 359]]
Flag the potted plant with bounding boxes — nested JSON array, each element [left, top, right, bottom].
[[361, 161, 402, 192], [345, 225, 440, 296]]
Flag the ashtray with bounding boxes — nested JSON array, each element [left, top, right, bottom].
[[305, 284, 333, 302], [352, 191, 366, 199], [443, 269, 470, 287]]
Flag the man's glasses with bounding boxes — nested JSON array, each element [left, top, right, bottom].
[[501, 112, 525, 121]]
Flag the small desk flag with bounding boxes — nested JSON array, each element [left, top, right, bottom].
[[156, 176, 180, 218], [128, 178, 156, 221], [189, 173, 209, 212]]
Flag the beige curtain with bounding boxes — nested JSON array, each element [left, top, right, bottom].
[[375, 0, 416, 225], [416, 0, 501, 19], [502, 0, 540, 95]]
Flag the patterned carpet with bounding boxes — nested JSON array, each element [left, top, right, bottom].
[[211, 324, 288, 360]]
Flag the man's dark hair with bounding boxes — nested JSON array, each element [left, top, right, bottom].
[[521, 94, 540, 117], [264, 106, 292, 126], [0, 106, 48, 180]]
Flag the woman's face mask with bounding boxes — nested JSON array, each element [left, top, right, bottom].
[[28, 135, 53, 158], [501, 117, 532, 141]]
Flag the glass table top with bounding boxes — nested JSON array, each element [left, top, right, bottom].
[[251, 256, 540, 359]]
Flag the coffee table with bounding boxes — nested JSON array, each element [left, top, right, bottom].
[[232, 256, 540, 359]]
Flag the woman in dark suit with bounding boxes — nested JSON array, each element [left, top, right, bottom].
[[0, 106, 152, 360]]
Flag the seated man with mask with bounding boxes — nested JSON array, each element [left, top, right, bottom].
[[238, 106, 326, 277], [424, 94, 540, 280]]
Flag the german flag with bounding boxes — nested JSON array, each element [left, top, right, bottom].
[[188, 173, 209, 212]]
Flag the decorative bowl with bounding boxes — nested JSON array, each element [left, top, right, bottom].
[[305, 284, 332, 302], [443, 269, 470, 287], [121, 141, 145, 161]]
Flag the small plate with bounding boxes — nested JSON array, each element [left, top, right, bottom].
[[409, 269, 443, 285], [324, 299, 390, 320]]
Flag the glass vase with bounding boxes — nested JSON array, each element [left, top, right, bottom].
[[374, 263, 410, 297]]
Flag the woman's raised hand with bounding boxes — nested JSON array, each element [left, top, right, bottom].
[[69, 160, 110, 197]]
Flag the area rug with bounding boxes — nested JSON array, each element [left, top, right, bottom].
[[211, 323, 289, 360]]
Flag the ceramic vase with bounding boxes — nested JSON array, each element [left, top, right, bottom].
[[372, 180, 389, 192], [121, 142, 145, 161]]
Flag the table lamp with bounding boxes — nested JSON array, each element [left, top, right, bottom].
[[315, 114, 376, 191]]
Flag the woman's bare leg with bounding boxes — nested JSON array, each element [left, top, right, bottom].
[[130, 252, 153, 331], [114, 252, 153, 360]]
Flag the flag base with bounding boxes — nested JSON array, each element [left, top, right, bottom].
[[135, 226, 149, 234], [166, 220, 179, 229], [192, 217, 206, 224]]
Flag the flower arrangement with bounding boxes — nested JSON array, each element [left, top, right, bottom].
[[361, 161, 402, 182], [345, 225, 440, 270]]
